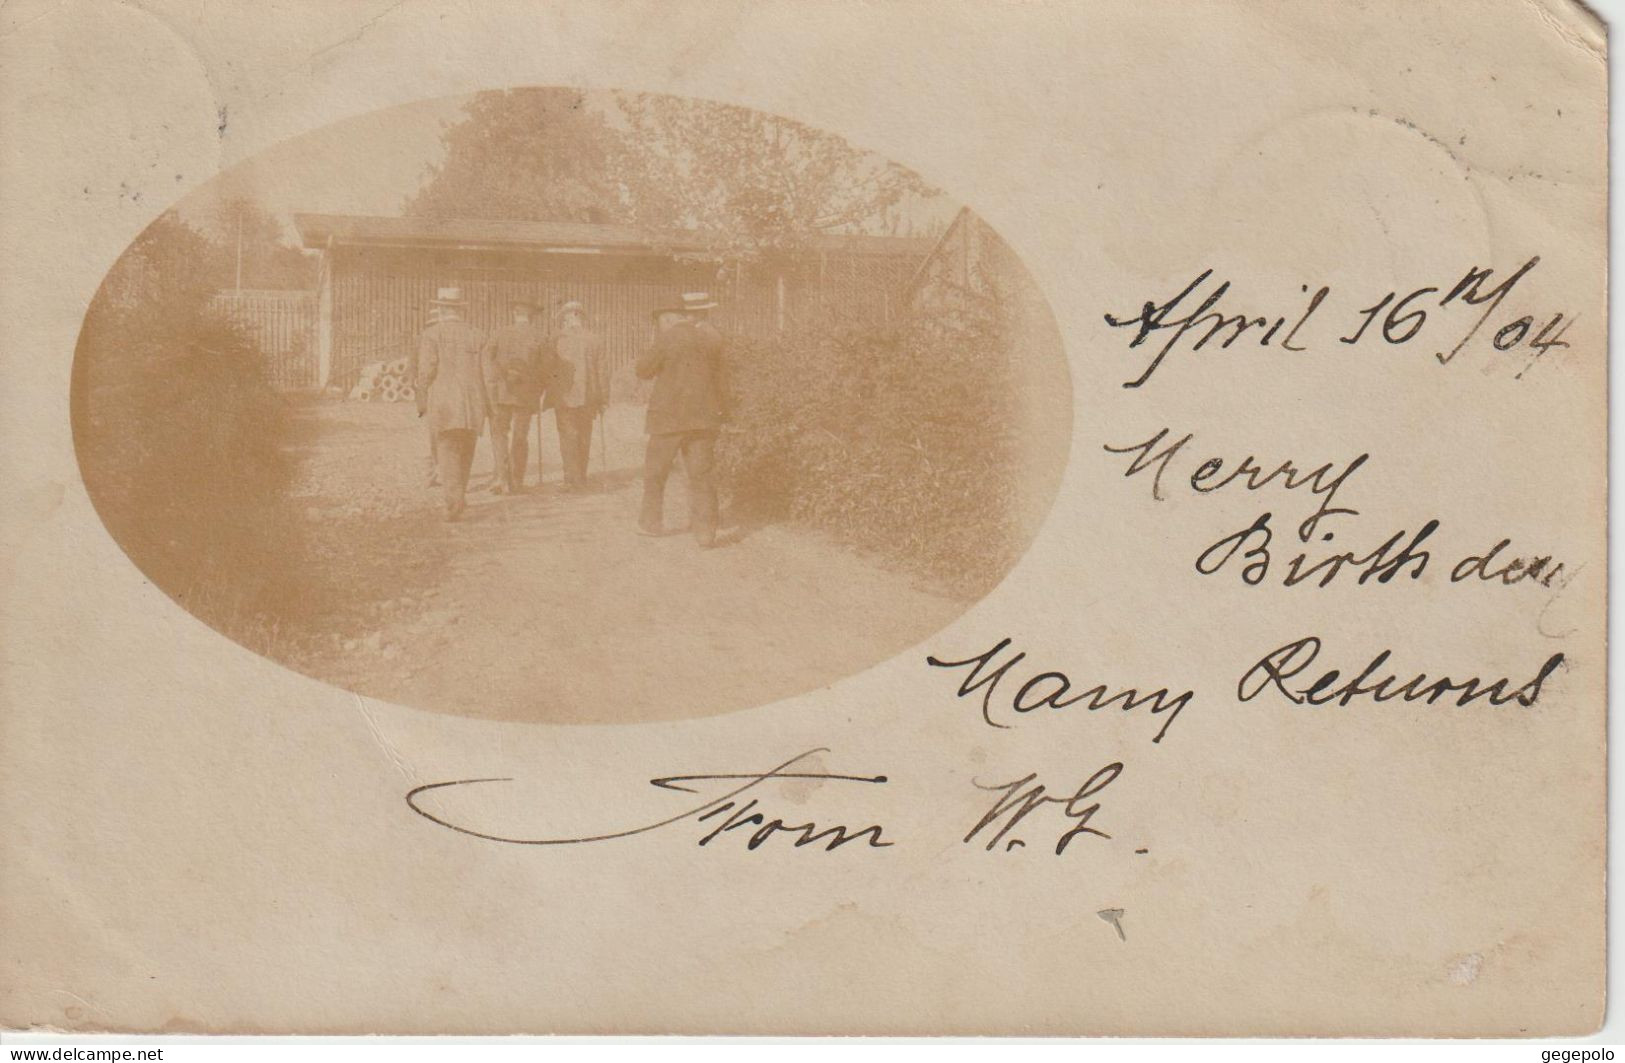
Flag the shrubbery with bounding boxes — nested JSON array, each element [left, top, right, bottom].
[[717, 301, 1032, 597], [71, 216, 303, 648]]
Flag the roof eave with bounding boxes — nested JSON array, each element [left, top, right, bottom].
[[291, 213, 932, 257]]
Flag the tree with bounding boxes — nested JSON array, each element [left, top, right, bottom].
[[405, 87, 623, 223], [93, 210, 222, 311], [403, 88, 940, 261], [609, 93, 937, 258], [186, 164, 316, 292], [208, 196, 316, 291]]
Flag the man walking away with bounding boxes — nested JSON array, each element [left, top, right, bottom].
[[411, 304, 443, 486], [482, 297, 547, 494], [416, 287, 488, 521], [635, 291, 729, 547], [547, 300, 607, 491]]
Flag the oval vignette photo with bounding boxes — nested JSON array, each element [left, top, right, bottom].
[[69, 87, 1073, 725]]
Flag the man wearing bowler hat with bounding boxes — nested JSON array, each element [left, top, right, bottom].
[[635, 291, 729, 547], [482, 297, 549, 494], [416, 286, 488, 520]]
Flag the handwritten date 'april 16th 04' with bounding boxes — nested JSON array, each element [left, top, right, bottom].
[[1103, 257, 1572, 388]]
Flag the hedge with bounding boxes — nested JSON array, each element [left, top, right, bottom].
[[717, 302, 1035, 598], [72, 282, 303, 651]]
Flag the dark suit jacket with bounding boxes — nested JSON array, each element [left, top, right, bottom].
[[543, 328, 607, 411], [482, 322, 549, 408], [636, 321, 729, 436]]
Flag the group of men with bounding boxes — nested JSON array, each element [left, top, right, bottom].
[[410, 286, 729, 548]]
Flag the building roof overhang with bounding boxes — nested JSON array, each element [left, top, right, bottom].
[[292, 212, 931, 259]]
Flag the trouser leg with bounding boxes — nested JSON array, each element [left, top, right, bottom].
[[682, 431, 719, 546], [530, 406, 545, 487], [556, 409, 575, 485], [426, 422, 440, 484], [555, 409, 576, 485], [455, 430, 476, 500], [640, 432, 681, 533], [576, 408, 594, 485], [571, 407, 594, 484], [557, 407, 590, 486], [439, 429, 475, 517], [511, 410, 533, 487], [438, 430, 459, 513], [488, 406, 514, 490]]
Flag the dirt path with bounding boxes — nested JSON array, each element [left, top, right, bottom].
[[279, 400, 966, 724]]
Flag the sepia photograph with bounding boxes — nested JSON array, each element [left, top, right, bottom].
[[70, 87, 1072, 724], [6, 0, 1608, 1045]]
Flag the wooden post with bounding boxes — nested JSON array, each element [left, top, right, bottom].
[[316, 239, 334, 389]]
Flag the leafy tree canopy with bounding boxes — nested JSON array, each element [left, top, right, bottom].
[[405, 88, 622, 224], [609, 93, 937, 257], [405, 88, 939, 260]]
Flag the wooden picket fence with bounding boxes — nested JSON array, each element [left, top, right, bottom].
[[212, 289, 319, 391]]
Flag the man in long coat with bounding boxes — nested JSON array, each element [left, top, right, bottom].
[[635, 291, 729, 546], [482, 297, 549, 494], [545, 300, 607, 491], [410, 304, 443, 485], [416, 287, 488, 520]]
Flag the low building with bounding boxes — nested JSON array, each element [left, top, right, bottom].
[[293, 213, 930, 391], [903, 206, 1030, 314]]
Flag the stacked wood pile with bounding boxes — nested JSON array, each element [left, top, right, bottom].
[[348, 358, 416, 403]]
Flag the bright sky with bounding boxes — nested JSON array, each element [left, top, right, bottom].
[[176, 94, 467, 243]]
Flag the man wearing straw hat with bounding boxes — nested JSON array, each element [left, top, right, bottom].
[[481, 297, 549, 494], [416, 286, 488, 520], [545, 299, 607, 491], [635, 291, 729, 547]]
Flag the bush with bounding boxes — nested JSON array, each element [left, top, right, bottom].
[[71, 234, 304, 651], [718, 302, 1033, 597]]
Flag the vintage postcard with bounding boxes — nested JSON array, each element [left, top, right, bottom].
[[0, 0, 1607, 1038]]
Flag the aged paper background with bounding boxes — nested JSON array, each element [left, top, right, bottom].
[[0, 0, 1607, 1037]]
